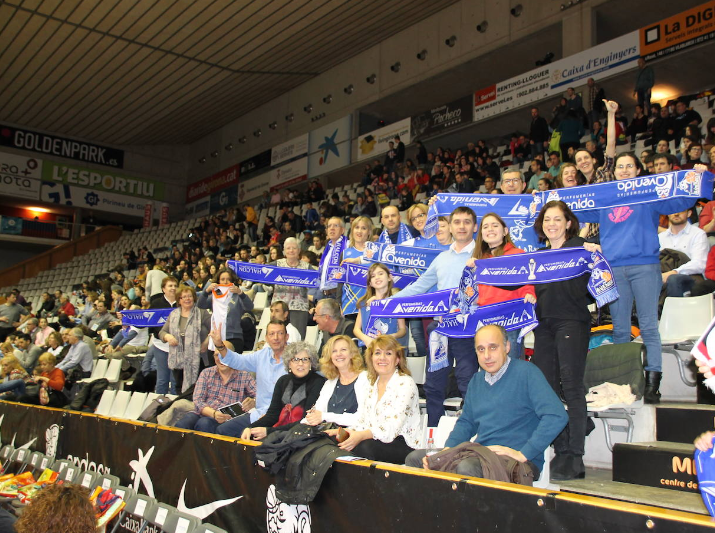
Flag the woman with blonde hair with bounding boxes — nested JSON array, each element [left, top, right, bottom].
[[341, 216, 374, 316], [18, 353, 66, 407], [334, 334, 420, 463], [304, 335, 368, 428], [0, 354, 30, 398]]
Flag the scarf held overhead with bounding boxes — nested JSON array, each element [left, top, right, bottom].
[[227, 260, 318, 288], [342, 263, 418, 289], [318, 236, 347, 289], [362, 241, 442, 271], [458, 248, 619, 309], [120, 308, 173, 327]]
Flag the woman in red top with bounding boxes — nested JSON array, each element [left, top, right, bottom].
[[18, 353, 66, 407], [466, 213, 536, 359]]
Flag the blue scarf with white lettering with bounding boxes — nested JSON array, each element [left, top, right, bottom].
[[342, 263, 418, 289], [227, 260, 318, 288], [379, 223, 412, 244], [457, 248, 618, 310], [362, 241, 442, 271], [368, 289, 455, 318], [318, 236, 347, 290], [121, 308, 173, 327]]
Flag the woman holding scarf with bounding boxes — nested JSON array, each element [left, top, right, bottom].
[[465, 213, 536, 360], [158, 285, 211, 392], [270, 237, 313, 337], [341, 216, 374, 317], [532, 200, 591, 481]]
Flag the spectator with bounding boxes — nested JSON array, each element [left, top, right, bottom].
[[380, 205, 419, 245], [148, 276, 179, 395], [145, 265, 168, 299], [244, 204, 258, 241], [36, 292, 56, 318], [528, 107, 550, 160], [213, 320, 289, 438], [158, 285, 211, 392], [0, 292, 29, 342], [406, 324, 568, 481], [554, 163, 584, 188], [13, 333, 42, 373], [353, 263, 407, 348], [81, 299, 112, 335], [691, 246, 715, 296], [384, 141, 397, 173], [341, 215, 373, 317], [499, 169, 527, 195], [270, 238, 312, 337], [56, 327, 93, 378], [33, 317, 54, 347], [672, 100, 702, 145], [0, 354, 30, 399], [199, 268, 253, 353], [681, 143, 705, 170], [315, 298, 355, 355], [585, 77, 605, 126], [484, 176, 500, 194], [415, 140, 428, 166], [551, 97, 568, 129], [659, 208, 709, 297], [556, 110, 585, 161], [240, 341, 325, 441], [394, 135, 405, 164], [15, 484, 97, 533], [174, 340, 257, 434], [547, 152, 563, 179], [270, 301, 302, 343], [318, 217, 346, 300], [335, 334, 420, 463], [628, 105, 648, 138], [309, 232, 326, 256], [633, 57, 654, 114], [17, 352, 66, 407], [526, 160, 547, 192], [565, 87, 583, 114], [46, 331, 67, 359]]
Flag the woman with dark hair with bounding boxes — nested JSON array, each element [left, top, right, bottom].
[[268, 244, 283, 262], [585, 142, 710, 404], [681, 143, 705, 170], [466, 213, 536, 359], [15, 483, 97, 533], [532, 200, 591, 481], [198, 268, 253, 353]]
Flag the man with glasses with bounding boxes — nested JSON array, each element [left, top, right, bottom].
[[499, 169, 527, 195], [318, 216, 347, 300], [315, 298, 355, 354], [212, 320, 289, 438], [56, 327, 93, 378]]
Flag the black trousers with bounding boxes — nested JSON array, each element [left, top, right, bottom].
[[353, 436, 413, 464], [531, 318, 590, 456]]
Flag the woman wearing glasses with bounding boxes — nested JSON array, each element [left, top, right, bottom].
[[240, 341, 325, 441], [584, 125, 709, 403]]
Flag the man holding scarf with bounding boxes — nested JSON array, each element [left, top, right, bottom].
[[380, 205, 419, 244], [394, 206, 478, 426], [318, 217, 348, 301]]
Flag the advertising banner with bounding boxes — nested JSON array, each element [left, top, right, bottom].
[[209, 185, 238, 213], [185, 197, 210, 218], [357, 117, 411, 161], [269, 156, 308, 191], [410, 95, 473, 140], [308, 115, 352, 178], [0, 151, 42, 200], [473, 65, 552, 122], [548, 31, 640, 90], [238, 171, 271, 204], [143, 203, 153, 228], [640, 1, 715, 61], [40, 181, 149, 217], [239, 149, 271, 178], [0, 216, 22, 235], [271, 133, 309, 166], [42, 161, 164, 201], [0, 124, 124, 168], [186, 164, 238, 203], [160, 203, 169, 226]]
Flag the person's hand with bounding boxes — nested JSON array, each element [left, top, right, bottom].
[[695, 431, 715, 452], [341, 257, 360, 265], [240, 428, 252, 441], [695, 358, 715, 380], [305, 409, 323, 426], [583, 243, 602, 253], [604, 100, 618, 114], [524, 293, 536, 305], [662, 270, 677, 284], [209, 325, 223, 347], [338, 429, 370, 451], [213, 411, 232, 424], [0, 317, 8, 323], [465, 258, 476, 269], [694, 163, 708, 173], [250, 427, 267, 440], [105, 346, 114, 354], [241, 397, 256, 411], [229, 285, 241, 294], [427, 196, 437, 207], [164, 334, 179, 347], [323, 428, 340, 437], [487, 445, 527, 463], [205, 283, 217, 293], [422, 447, 450, 469]]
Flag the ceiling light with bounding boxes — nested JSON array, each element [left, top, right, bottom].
[[27, 207, 50, 213], [198, 157, 206, 163], [445, 35, 457, 47], [510, 4, 523, 17], [239, 136, 247, 144], [269, 121, 278, 130], [225, 143, 233, 151], [416, 49, 427, 60], [304, 104, 313, 113], [344, 84, 354, 95], [253, 129, 262, 137], [322, 94, 332, 104], [285, 113, 294, 122], [366, 74, 376, 84], [210, 151, 218, 158], [390, 62, 401, 73], [477, 21, 488, 33]]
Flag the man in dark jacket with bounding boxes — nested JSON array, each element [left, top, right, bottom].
[[529, 107, 550, 160]]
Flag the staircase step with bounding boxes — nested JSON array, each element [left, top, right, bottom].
[[656, 403, 715, 444], [613, 441, 699, 493]]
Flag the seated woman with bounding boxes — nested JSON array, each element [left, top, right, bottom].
[[303, 335, 368, 428], [0, 355, 31, 399], [335, 334, 421, 464], [17, 353, 66, 407], [241, 341, 326, 441]]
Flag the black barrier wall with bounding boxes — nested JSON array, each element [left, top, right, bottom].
[[2, 401, 714, 533]]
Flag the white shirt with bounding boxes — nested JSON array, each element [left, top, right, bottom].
[[351, 370, 421, 448], [286, 323, 302, 344], [658, 222, 709, 275], [145, 270, 168, 298]]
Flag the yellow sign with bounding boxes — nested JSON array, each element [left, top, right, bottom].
[[640, 1, 715, 60]]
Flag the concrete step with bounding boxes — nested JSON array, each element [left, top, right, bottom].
[[656, 403, 715, 444], [613, 441, 699, 494]]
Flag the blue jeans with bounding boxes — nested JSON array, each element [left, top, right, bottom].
[[408, 318, 427, 357], [609, 263, 662, 371], [216, 412, 252, 438], [0, 380, 26, 396], [150, 345, 176, 395], [174, 412, 221, 434], [424, 322, 479, 426], [506, 329, 523, 360], [664, 274, 697, 297]]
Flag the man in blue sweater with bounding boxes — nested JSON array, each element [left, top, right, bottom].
[[406, 324, 568, 479]]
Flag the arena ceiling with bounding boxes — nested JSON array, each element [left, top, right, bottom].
[[0, 0, 460, 146]]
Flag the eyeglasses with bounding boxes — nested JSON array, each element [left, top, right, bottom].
[[616, 163, 635, 170], [502, 178, 522, 185], [291, 357, 311, 364], [410, 213, 426, 222]]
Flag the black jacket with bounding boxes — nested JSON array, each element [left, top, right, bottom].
[[252, 372, 325, 431]]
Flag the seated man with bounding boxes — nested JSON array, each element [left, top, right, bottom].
[[56, 327, 94, 379], [659, 207, 709, 297], [174, 341, 256, 434], [406, 324, 568, 482], [82, 300, 113, 337], [13, 333, 43, 373], [270, 301, 302, 343], [315, 298, 355, 354]]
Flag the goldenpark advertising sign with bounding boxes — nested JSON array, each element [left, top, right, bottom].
[[0, 124, 124, 168]]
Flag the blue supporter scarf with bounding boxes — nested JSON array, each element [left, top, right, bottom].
[[121, 309, 173, 328], [342, 263, 418, 289], [457, 248, 619, 309], [695, 439, 715, 517], [362, 241, 442, 271], [379, 223, 412, 244], [318, 236, 347, 290], [227, 260, 319, 288], [368, 289, 455, 318]]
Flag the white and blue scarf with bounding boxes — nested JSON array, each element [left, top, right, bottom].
[[379, 223, 413, 244], [362, 241, 442, 271], [121, 308, 173, 327], [318, 236, 347, 290], [227, 260, 318, 288]]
